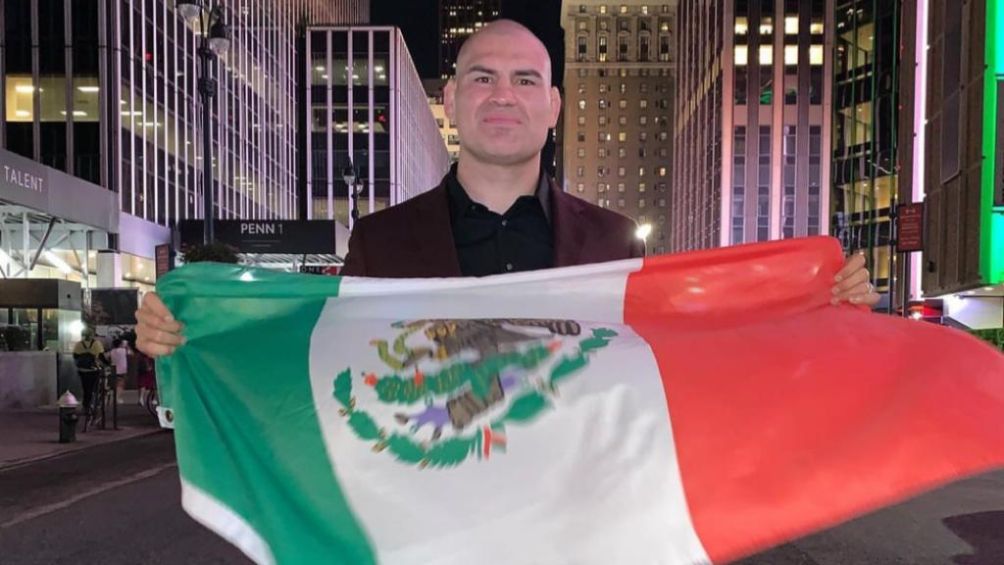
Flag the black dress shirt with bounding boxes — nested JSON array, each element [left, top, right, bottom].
[[446, 166, 554, 277]]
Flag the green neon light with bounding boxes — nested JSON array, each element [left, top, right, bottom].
[[981, 0, 1004, 284]]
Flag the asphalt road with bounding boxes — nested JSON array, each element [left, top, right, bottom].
[[1, 432, 1001, 564]]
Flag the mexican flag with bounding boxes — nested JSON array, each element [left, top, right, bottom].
[[156, 237, 1004, 565]]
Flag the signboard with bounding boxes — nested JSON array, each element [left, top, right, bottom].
[[299, 265, 341, 276], [155, 244, 174, 279], [0, 151, 48, 211], [178, 220, 337, 255], [896, 202, 925, 253]]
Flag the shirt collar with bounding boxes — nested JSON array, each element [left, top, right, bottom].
[[446, 163, 551, 222]]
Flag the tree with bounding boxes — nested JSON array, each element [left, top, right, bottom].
[[179, 242, 240, 264]]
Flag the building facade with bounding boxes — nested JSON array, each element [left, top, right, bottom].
[[831, 0, 902, 293], [303, 26, 450, 228], [561, 0, 676, 255], [424, 79, 460, 162], [918, 0, 1003, 327], [439, 0, 502, 79], [0, 0, 366, 289], [670, 0, 833, 253]]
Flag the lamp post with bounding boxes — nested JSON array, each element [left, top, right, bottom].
[[176, 1, 230, 244], [342, 157, 363, 227]]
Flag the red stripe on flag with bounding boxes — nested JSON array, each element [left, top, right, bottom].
[[624, 237, 1004, 563]]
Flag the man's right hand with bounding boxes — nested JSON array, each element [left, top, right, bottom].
[[135, 292, 185, 358]]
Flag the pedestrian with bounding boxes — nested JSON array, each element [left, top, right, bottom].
[[109, 338, 129, 404], [136, 350, 156, 407], [72, 328, 105, 415], [134, 20, 879, 357]]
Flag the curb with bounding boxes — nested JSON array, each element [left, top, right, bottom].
[[0, 426, 170, 473]]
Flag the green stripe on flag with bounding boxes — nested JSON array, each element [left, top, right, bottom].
[[157, 263, 376, 565]]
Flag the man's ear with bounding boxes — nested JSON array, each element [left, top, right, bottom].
[[548, 85, 562, 128], [444, 79, 458, 123]]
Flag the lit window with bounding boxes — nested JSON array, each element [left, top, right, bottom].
[[578, 99, 586, 110], [619, 115, 627, 125], [578, 115, 586, 125], [735, 17, 749, 35], [618, 166, 626, 177], [619, 99, 627, 109], [640, 116, 648, 125], [810, 45, 824, 65], [639, 183, 646, 192], [735, 45, 749, 66], [639, 166, 646, 176], [577, 183, 585, 192], [759, 17, 773, 35], [759, 45, 773, 65], [642, 5, 649, 15], [578, 148, 586, 157], [578, 20, 588, 30], [640, 99, 648, 108], [618, 183, 626, 192], [810, 19, 824, 35], [658, 167, 667, 176], [784, 16, 798, 35], [600, 5, 607, 14], [620, 5, 628, 14], [784, 45, 798, 66], [618, 132, 627, 142], [639, 199, 646, 209]]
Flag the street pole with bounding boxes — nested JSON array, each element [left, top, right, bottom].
[[200, 42, 215, 244]]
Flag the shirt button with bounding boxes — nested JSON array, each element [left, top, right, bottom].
[[501, 219, 508, 227], [505, 263, 514, 272]]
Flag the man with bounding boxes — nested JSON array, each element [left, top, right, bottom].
[[73, 328, 106, 414], [135, 20, 877, 356]]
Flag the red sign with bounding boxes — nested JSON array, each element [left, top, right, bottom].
[[896, 203, 924, 253], [155, 244, 173, 280]]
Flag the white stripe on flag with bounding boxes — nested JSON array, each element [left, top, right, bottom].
[[180, 478, 276, 565], [336, 258, 644, 323], [310, 261, 710, 564]]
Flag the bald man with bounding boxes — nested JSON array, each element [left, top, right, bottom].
[[135, 20, 878, 357]]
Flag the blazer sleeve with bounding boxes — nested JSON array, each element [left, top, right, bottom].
[[340, 223, 367, 277]]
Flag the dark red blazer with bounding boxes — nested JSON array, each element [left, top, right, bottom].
[[341, 175, 644, 278]]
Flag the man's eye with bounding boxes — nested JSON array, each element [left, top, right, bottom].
[[474, 76, 492, 84], [518, 79, 536, 86]]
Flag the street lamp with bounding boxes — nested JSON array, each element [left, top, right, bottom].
[[342, 158, 362, 226], [176, 1, 230, 244], [635, 223, 653, 240]]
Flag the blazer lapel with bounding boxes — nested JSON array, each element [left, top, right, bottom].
[[550, 178, 587, 268], [406, 179, 463, 277]]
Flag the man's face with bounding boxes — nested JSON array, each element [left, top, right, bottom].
[[444, 30, 561, 166]]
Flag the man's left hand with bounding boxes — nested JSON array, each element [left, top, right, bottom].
[[832, 252, 881, 307]]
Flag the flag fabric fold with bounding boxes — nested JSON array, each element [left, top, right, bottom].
[[156, 236, 1004, 565]]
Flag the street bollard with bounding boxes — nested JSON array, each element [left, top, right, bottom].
[[58, 390, 80, 443]]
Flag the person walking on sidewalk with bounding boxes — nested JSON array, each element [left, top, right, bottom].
[[109, 338, 129, 404], [72, 328, 105, 415]]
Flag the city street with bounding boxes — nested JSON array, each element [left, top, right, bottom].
[[1, 431, 1002, 564]]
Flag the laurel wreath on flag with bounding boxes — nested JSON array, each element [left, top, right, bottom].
[[332, 328, 618, 469]]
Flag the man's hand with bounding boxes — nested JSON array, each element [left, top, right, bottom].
[[135, 292, 185, 357], [832, 252, 880, 307]]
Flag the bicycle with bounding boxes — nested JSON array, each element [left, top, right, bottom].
[[142, 384, 159, 418], [82, 365, 114, 431]]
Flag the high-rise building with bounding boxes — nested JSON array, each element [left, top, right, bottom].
[[561, 0, 677, 255], [831, 0, 902, 295], [670, 0, 833, 253], [302, 27, 451, 228], [0, 0, 366, 289], [439, 0, 502, 79], [424, 79, 460, 162], [915, 0, 1003, 327]]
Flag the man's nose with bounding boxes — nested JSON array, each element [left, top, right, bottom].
[[488, 82, 516, 105]]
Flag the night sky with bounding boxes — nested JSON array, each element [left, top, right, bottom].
[[370, 0, 440, 79]]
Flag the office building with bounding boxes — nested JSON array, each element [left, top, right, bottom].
[[303, 26, 451, 228], [561, 0, 677, 255]]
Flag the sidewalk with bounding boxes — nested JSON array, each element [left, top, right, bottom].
[[0, 391, 166, 470]]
